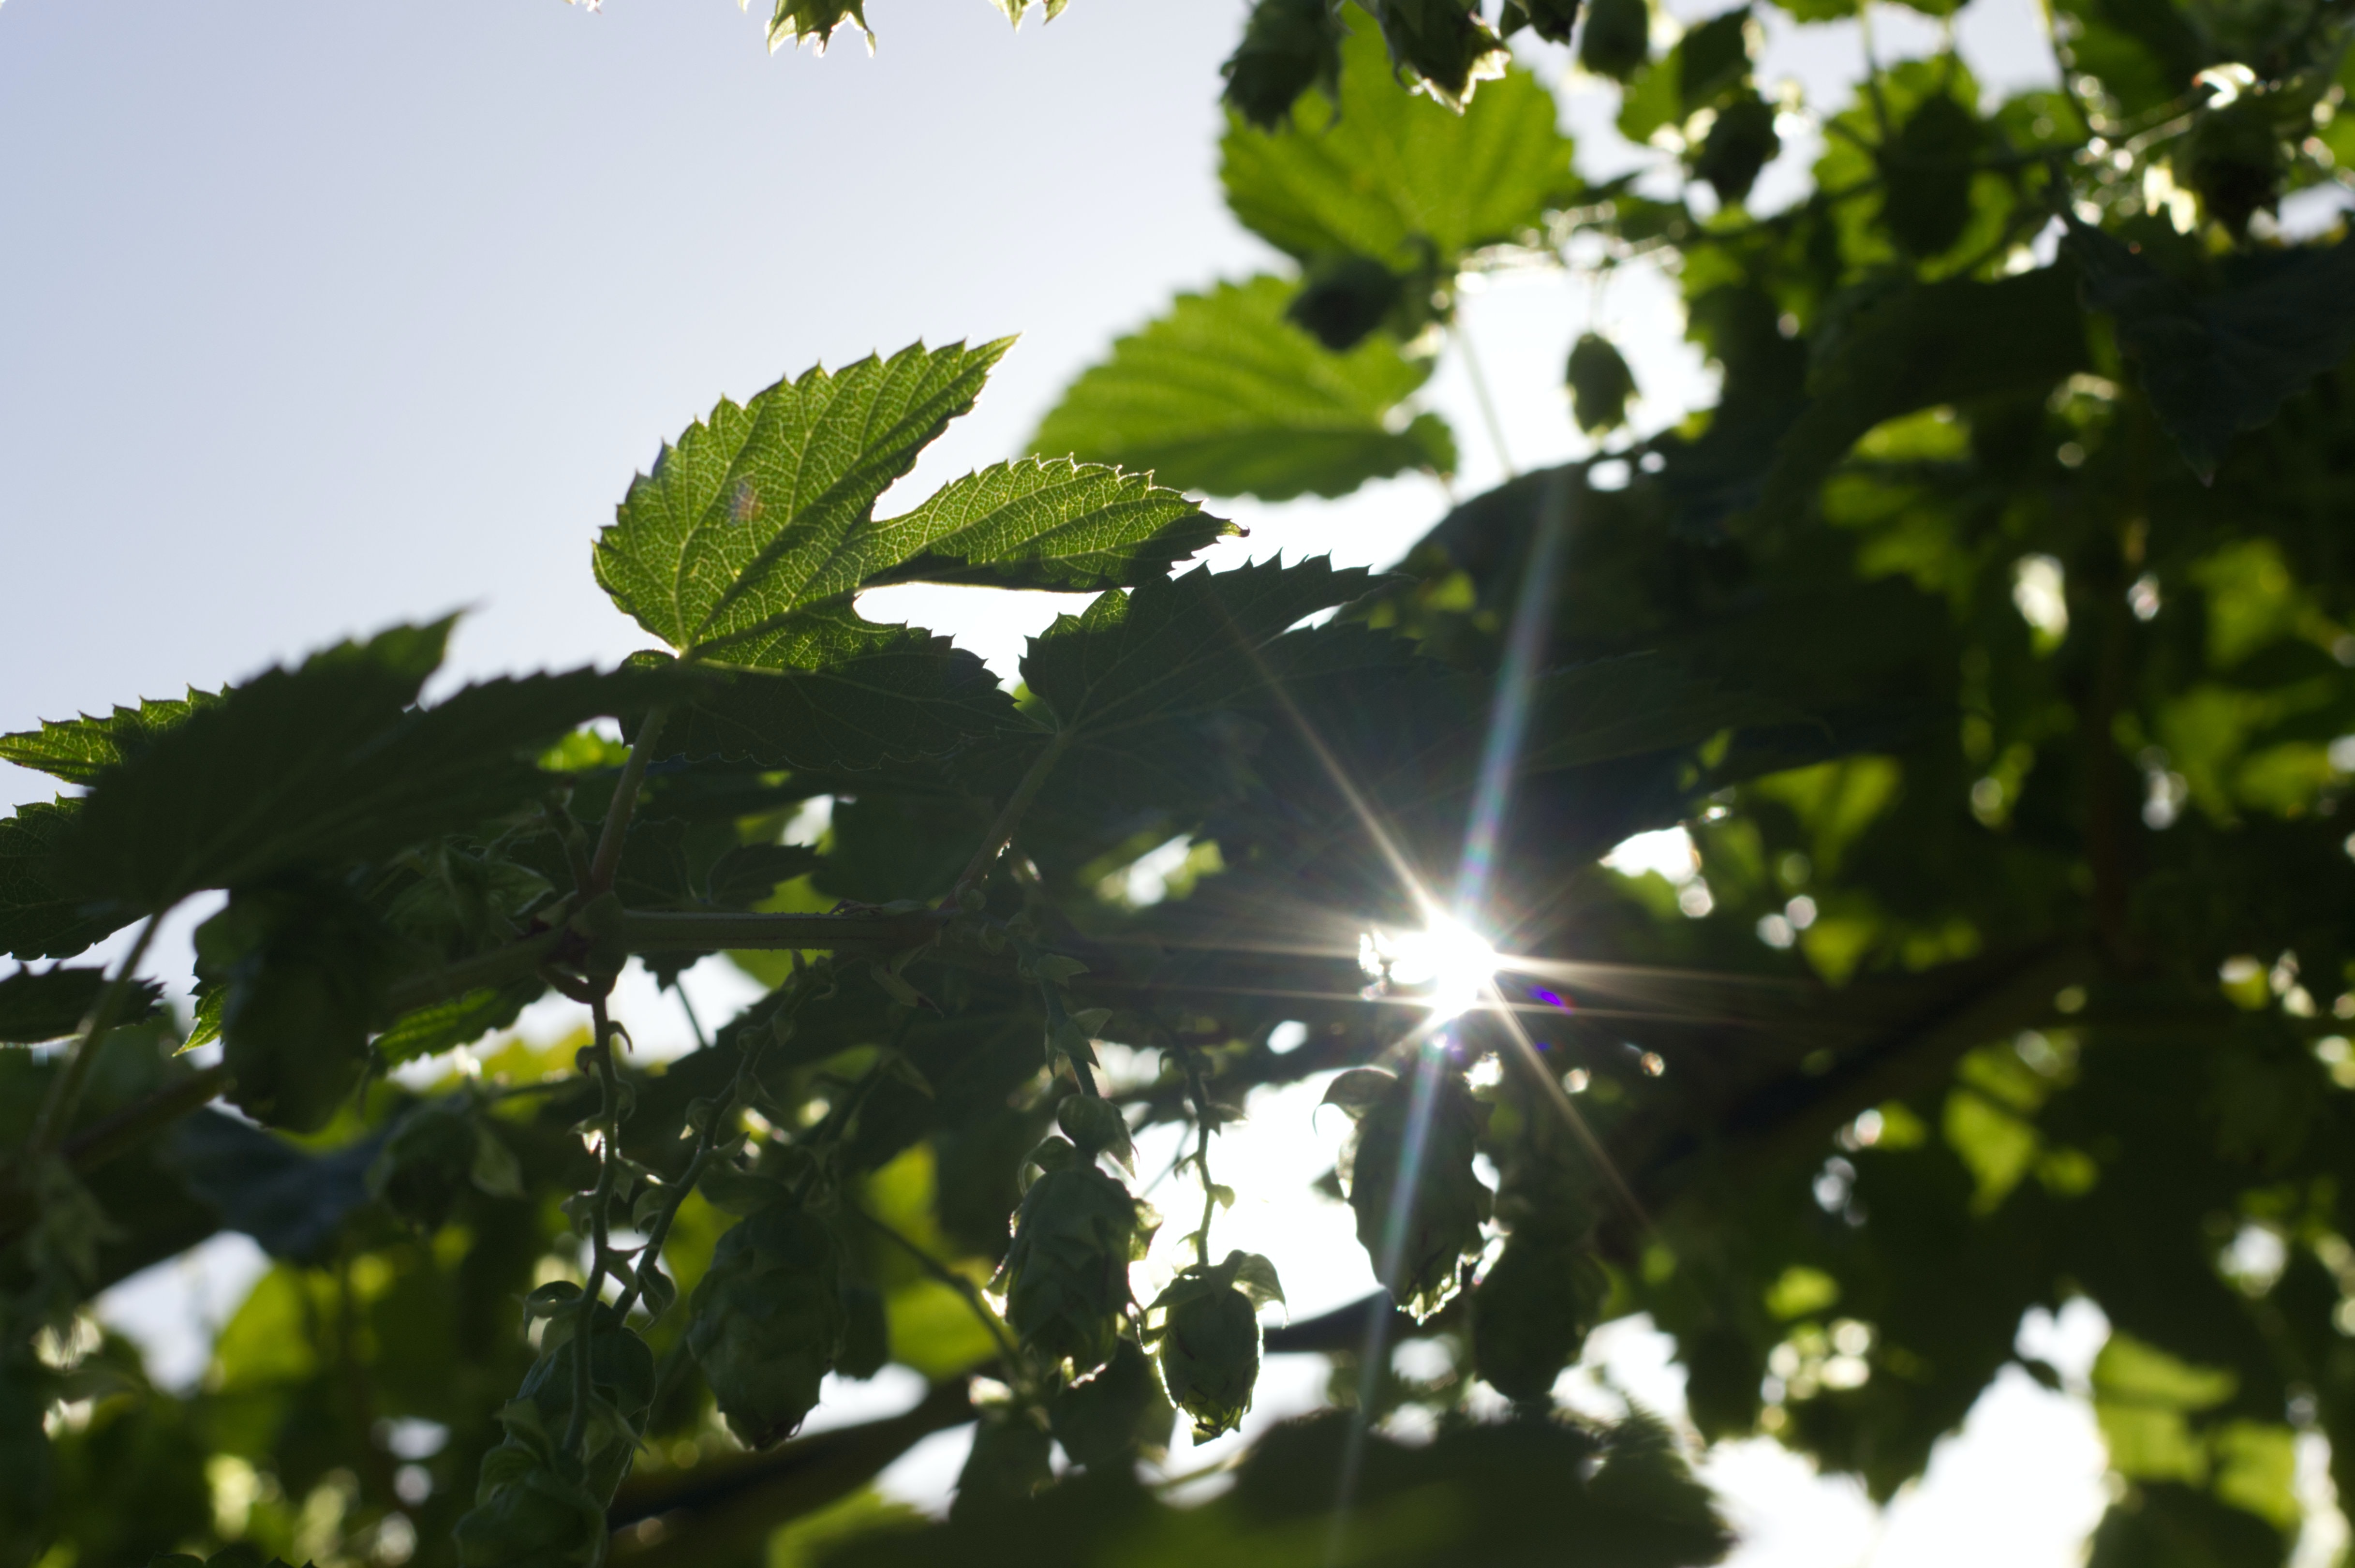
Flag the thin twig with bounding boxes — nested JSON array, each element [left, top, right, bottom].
[[856, 1209, 1022, 1371], [1454, 322, 1516, 480], [564, 993, 625, 1457], [1183, 1052, 1218, 1270], [949, 729, 1072, 904], [30, 915, 162, 1155], [588, 705, 669, 898]]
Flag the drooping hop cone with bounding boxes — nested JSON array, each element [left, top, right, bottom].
[[994, 1165, 1142, 1376], [1471, 1235, 1608, 1401], [451, 1444, 607, 1568], [1326, 1065, 1490, 1319], [1158, 1282, 1262, 1440], [687, 1205, 847, 1449]]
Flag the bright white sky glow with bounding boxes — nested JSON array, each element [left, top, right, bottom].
[[1363, 918, 1500, 1021]]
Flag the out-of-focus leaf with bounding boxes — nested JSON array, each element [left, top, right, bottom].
[[1222, 24, 1576, 265], [1358, 0, 1510, 109], [64, 621, 671, 911], [1757, 266, 2088, 520], [1223, 0, 1347, 130], [650, 631, 1026, 773], [1022, 557, 1374, 736], [163, 1109, 385, 1264], [1, 799, 134, 963], [2067, 221, 2355, 481], [0, 966, 162, 1045]]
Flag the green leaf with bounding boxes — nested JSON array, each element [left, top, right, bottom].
[[373, 981, 540, 1065], [1032, 276, 1456, 502], [766, 0, 870, 54], [0, 966, 162, 1045], [1221, 24, 1576, 266], [2067, 222, 2355, 482], [1755, 266, 2088, 521], [854, 458, 1231, 592], [66, 622, 677, 912], [649, 626, 1025, 774], [0, 800, 134, 962], [0, 690, 225, 786], [592, 340, 1009, 665], [1021, 557, 1374, 735]]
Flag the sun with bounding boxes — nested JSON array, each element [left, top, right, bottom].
[[1361, 915, 1499, 1022]]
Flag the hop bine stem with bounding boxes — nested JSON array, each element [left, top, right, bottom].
[[29, 914, 162, 1157], [564, 993, 627, 1458]]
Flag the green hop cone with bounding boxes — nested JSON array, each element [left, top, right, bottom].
[[451, 1441, 607, 1568], [2180, 89, 2285, 238], [993, 1165, 1143, 1376], [1566, 333, 1638, 436], [1055, 1092, 1134, 1164], [512, 1299, 656, 1501], [1222, 0, 1345, 131], [950, 1406, 1053, 1522], [1154, 1285, 1259, 1441], [1578, 0, 1648, 80], [687, 1205, 846, 1449], [1288, 256, 1407, 353], [1470, 1234, 1609, 1401], [1364, 0, 1509, 109], [1500, 0, 1581, 42], [1878, 91, 1983, 256], [1325, 1065, 1490, 1319], [1692, 92, 1779, 208], [1050, 1337, 1175, 1469], [838, 1282, 890, 1381]]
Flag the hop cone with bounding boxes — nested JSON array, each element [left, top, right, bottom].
[[1222, 0, 1344, 131], [994, 1165, 1140, 1376], [1578, 0, 1648, 80], [687, 1205, 846, 1449], [1158, 1280, 1261, 1440], [454, 1303, 651, 1562], [1332, 1066, 1489, 1319], [1471, 1234, 1608, 1401], [451, 1444, 606, 1568]]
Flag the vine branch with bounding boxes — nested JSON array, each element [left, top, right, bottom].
[[29, 914, 163, 1156]]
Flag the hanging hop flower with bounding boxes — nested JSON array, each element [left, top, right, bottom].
[[1147, 1250, 1285, 1441], [1471, 1234, 1609, 1402], [687, 1204, 847, 1449], [453, 1290, 653, 1564], [992, 1134, 1150, 1376], [1323, 1064, 1491, 1319]]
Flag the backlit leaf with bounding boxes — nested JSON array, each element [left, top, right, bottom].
[[1032, 276, 1455, 501], [1221, 23, 1576, 266]]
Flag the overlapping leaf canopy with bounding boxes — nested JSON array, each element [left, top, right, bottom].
[[20, 0, 2355, 1564]]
